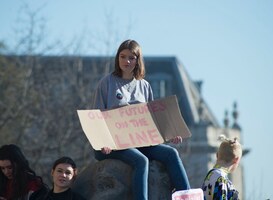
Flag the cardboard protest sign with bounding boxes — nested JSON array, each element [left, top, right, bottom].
[[172, 188, 204, 200], [77, 95, 191, 150]]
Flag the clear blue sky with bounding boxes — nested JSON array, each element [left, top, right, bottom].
[[1, 0, 273, 199]]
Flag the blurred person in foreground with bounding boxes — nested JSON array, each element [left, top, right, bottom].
[[0, 144, 48, 200]]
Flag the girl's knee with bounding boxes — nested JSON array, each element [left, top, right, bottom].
[[137, 154, 149, 166], [168, 147, 180, 159]]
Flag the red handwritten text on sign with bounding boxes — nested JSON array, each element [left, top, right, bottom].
[[115, 118, 149, 129], [88, 111, 111, 120], [114, 129, 161, 149], [118, 101, 166, 117]]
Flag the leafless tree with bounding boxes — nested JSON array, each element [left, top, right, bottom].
[[0, 2, 133, 185]]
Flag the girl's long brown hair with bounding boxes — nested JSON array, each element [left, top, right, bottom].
[[113, 39, 145, 80]]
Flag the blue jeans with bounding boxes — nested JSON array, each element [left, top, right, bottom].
[[94, 144, 190, 200]]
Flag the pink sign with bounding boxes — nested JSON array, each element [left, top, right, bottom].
[[172, 188, 204, 200]]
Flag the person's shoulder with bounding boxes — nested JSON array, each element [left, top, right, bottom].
[[204, 168, 221, 180], [27, 176, 45, 191], [209, 168, 223, 176], [98, 73, 111, 82], [206, 168, 229, 184], [98, 73, 115, 85], [29, 184, 50, 200], [95, 74, 111, 89]]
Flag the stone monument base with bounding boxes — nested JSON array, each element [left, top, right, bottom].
[[72, 159, 173, 200]]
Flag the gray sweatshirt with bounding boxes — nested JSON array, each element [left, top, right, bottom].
[[92, 74, 154, 110]]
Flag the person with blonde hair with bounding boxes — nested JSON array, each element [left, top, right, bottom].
[[202, 135, 242, 200]]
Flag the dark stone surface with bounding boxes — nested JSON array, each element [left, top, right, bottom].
[[73, 159, 172, 200]]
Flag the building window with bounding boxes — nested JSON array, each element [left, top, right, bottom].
[[147, 73, 172, 99]]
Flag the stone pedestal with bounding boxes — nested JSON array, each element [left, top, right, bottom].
[[72, 159, 172, 200]]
